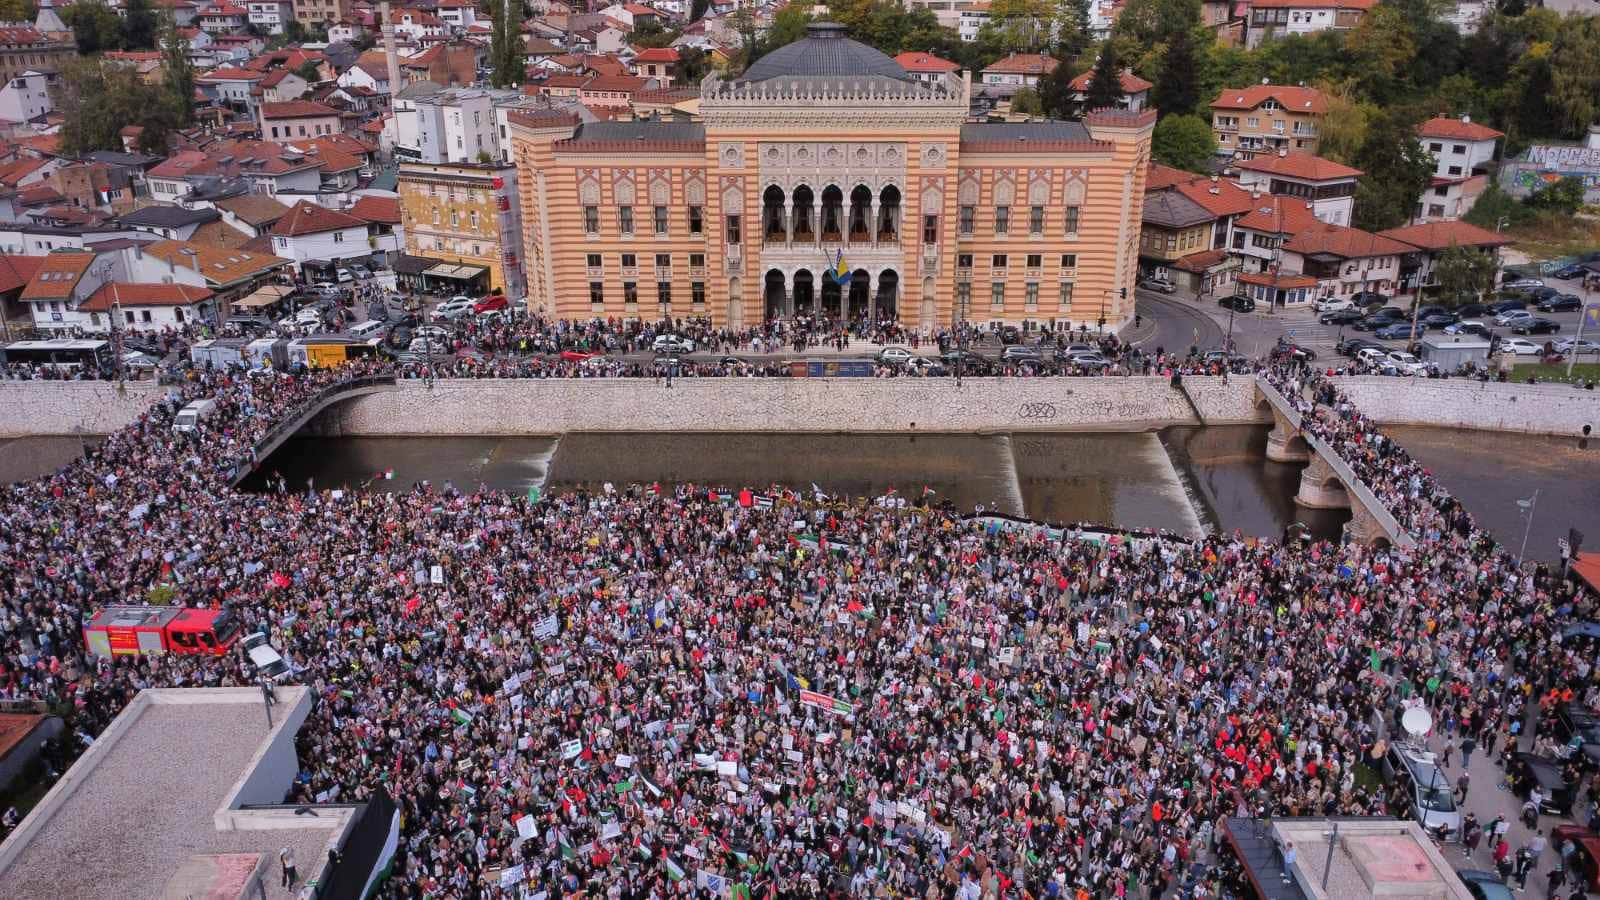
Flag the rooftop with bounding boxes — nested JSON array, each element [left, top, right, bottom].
[[118, 205, 222, 229], [1211, 84, 1328, 114], [259, 100, 339, 119], [1223, 817, 1476, 900], [983, 52, 1059, 76], [1284, 221, 1415, 259], [1418, 115, 1504, 142], [557, 119, 706, 151], [1377, 220, 1512, 251], [0, 688, 344, 900], [739, 22, 910, 84], [271, 200, 366, 236], [1067, 68, 1153, 94], [1234, 152, 1363, 181], [78, 281, 214, 312], [142, 239, 290, 286], [893, 51, 959, 73]]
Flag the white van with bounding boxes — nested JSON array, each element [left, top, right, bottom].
[[172, 398, 219, 433], [348, 320, 387, 342]]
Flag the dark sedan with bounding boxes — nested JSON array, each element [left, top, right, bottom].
[[1553, 264, 1588, 280], [1319, 308, 1364, 325], [1375, 322, 1424, 340], [1338, 337, 1385, 357], [1538, 294, 1583, 312], [1420, 312, 1459, 328], [1511, 317, 1560, 335], [1458, 303, 1489, 317], [1218, 295, 1256, 312]]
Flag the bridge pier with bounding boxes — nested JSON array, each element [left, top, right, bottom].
[[1294, 454, 1350, 510], [1344, 502, 1391, 546], [1265, 410, 1311, 463]]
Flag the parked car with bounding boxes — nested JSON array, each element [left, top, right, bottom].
[[1355, 311, 1404, 331], [1271, 342, 1317, 362], [876, 346, 915, 365], [1202, 349, 1249, 366], [1067, 352, 1113, 368], [1510, 317, 1560, 335], [1554, 702, 1600, 769], [1355, 347, 1389, 367], [1499, 338, 1541, 356], [1385, 351, 1430, 375], [1338, 337, 1385, 357], [904, 357, 947, 376], [413, 325, 449, 342], [1502, 277, 1545, 293], [1457, 869, 1513, 900], [1489, 298, 1528, 314], [1457, 303, 1489, 317], [1320, 308, 1365, 325], [997, 325, 1022, 345], [473, 294, 508, 314], [335, 268, 355, 284], [1351, 290, 1389, 308], [385, 325, 414, 350], [1380, 742, 1461, 838], [1551, 825, 1600, 893], [652, 334, 696, 354], [408, 338, 446, 355], [121, 351, 159, 373], [1218, 295, 1255, 312], [348, 263, 372, 279], [1538, 294, 1583, 312], [433, 296, 477, 320], [1509, 752, 1574, 815], [1552, 264, 1589, 280], [1443, 320, 1492, 338], [1000, 345, 1041, 362], [1374, 322, 1424, 341], [1420, 311, 1459, 328], [1313, 296, 1354, 313], [1138, 275, 1177, 294], [1525, 285, 1561, 303], [1494, 309, 1534, 326], [941, 351, 994, 375], [1555, 338, 1600, 355]]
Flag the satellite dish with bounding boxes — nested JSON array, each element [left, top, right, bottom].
[[1401, 707, 1433, 739]]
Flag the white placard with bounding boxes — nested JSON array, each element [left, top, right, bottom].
[[516, 815, 537, 842], [430, 564, 444, 584], [616, 754, 634, 769]]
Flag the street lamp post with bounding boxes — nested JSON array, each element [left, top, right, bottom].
[[91, 263, 125, 384], [952, 289, 969, 388]]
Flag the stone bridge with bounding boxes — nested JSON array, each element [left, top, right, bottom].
[[1254, 375, 1416, 548], [226, 375, 398, 486]]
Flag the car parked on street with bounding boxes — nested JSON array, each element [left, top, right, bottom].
[[1375, 322, 1424, 341], [1380, 742, 1461, 838], [1443, 320, 1492, 338], [1555, 338, 1600, 355], [1420, 311, 1459, 328], [432, 296, 477, 320], [1552, 264, 1588, 279], [1499, 338, 1541, 356], [1313, 296, 1354, 313], [473, 294, 508, 314], [652, 334, 696, 354], [1494, 309, 1534, 326], [1218, 295, 1255, 312], [1320, 308, 1364, 325], [1338, 337, 1385, 357], [1538, 294, 1583, 312], [876, 346, 915, 365], [1502, 277, 1545, 293], [1489, 298, 1527, 314], [1138, 275, 1177, 293], [1509, 752, 1574, 815], [1551, 825, 1600, 893], [1385, 351, 1430, 375], [1511, 317, 1560, 335], [1351, 290, 1389, 308], [1000, 345, 1041, 362], [1457, 869, 1513, 900]]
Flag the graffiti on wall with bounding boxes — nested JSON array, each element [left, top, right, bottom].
[[1501, 143, 1600, 203]]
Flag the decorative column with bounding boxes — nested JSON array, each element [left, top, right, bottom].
[[868, 270, 878, 324], [783, 200, 793, 246]]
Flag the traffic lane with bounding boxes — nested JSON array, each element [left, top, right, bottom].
[[1134, 292, 1224, 355]]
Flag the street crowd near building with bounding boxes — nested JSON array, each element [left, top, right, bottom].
[[0, 351, 1591, 898]]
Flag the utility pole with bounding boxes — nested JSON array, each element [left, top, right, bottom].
[[1570, 301, 1595, 380], [1518, 489, 1541, 564]]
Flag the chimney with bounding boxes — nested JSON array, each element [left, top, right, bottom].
[[1461, 114, 1471, 124], [382, 2, 404, 96]]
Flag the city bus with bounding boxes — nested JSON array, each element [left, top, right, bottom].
[[0, 339, 112, 373]]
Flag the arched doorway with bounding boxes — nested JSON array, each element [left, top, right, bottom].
[[847, 269, 870, 322], [877, 185, 900, 243], [875, 270, 899, 322], [762, 185, 785, 243], [848, 186, 872, 242], [764, 269, 786, 320], [792, 185, 814, 242], [793, 270, 815, 316], [821, 276, 842, 320], [820, 186, 843, 242]]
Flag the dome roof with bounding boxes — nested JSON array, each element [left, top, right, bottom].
[[739, 22, 910, 84]]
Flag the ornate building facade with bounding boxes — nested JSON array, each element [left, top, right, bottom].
[[509, 23, 1153, 330]]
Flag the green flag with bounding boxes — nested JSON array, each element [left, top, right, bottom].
[[527, 485, 542, 503], [1369, 648, 1381, 672], [665, 858, 686, 882]]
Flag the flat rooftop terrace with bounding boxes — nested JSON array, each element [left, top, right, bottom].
[[0, 687, 351, 900]]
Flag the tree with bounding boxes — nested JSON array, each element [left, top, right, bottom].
[[1151, 114, 1216, 171], [978, 0, 1050, 54], [1462, 182, 1534, 231], [691, 0, 709, 22], [61, 0, 124, 54], [488, 0, 524, 89], [1314, 82, 1372, 165], [1051, 0, 1090, 59], [1431, 243, 1499, 305], [1010, 86, 1043, 116], [1150, 24, 1200, 117], [160, 11, 194, 129], [294, 60, 322, 84], [764, 4, 812, 50], [1549, 16, 1600, 139], [0, 0, 37, 24], [1350, 108, 1435, 231], [629, 19, 679, 50], [1036, 52, 1078, 118], [1082, 41, 1125, 111], [674, 46, 707, 86], [123, 0, 159, 50], [1525, 175, 1586, 214], [58, 57, 172, 156]]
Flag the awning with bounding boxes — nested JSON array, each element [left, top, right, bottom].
[[232, 285, 295, 308], [1574, 552, 1600, 594], [423, 263, 487, 281]]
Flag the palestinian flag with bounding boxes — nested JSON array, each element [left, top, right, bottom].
[[450, 707, 473, 727], [732, 884, 751, 900], [641, 774, 664, 798], [560, 838, 578, 860], [665, 857, 686, 882]]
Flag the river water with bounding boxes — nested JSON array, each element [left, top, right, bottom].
[[233, 426, 1365, 542]]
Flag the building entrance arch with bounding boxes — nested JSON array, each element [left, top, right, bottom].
[[764, 269, 787, 320], [793, 270, 815, 316]]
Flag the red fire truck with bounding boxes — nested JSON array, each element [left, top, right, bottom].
[[83, 606, 242, 658]]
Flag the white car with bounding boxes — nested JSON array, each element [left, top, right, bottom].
[[652, 334, 696, 354], [1499, 338, 1541, 355], [413, 325, 449, 342], [1314, 297, 1354, 313], [877, 347, 914, 364], [335, 268, 355, 283], [409, 337, 446, 355], [1555, 338, 1600, 355], [1355, 347, 1388, 367], [1385, 351, 1429, 376], [1494, 309, 1534, 326], [433, 297, 476, 320]]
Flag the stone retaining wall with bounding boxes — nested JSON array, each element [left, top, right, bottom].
[[1335, 376, 1600, 436], [0, 381, 166, 437]]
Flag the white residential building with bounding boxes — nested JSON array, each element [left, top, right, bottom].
[[246, 0, 295, 34], [269, 200, 370, 269], [1414, 115, 1502, 223], [414, 87, 521, 164], [0, 71, 52, 125]]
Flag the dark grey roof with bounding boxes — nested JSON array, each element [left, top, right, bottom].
[[118, 205, 222, 228], [83, 150, 161, 168], [740, 22, 909, 84], [959, 121, 1092, 144], [566, 120, 706, 144], [1142, 189, 1213, 229]]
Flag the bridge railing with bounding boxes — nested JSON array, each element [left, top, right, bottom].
[[227, 374, 397, 485], [1254, 375, 1416, 548]]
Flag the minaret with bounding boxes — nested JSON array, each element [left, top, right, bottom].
[[381, 1, 404, 95], [34, 0, 67, 32]]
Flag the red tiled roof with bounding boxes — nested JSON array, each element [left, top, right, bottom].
[[15, 184, 62, 206], [581, 74, 648, 93], [1067, 68, 1153, 94], [1234, 194, 1322, 233], [348, 195, 401, 224], [982, 53, 1058, 76], [260, 100, 338, 119], [1251, 0, 1373, 7], [0, 157, 48, 187], [0, 713, 46, 762], [1234, 152, 1362, 181], [1376, 221, 1512, 251], [1283, 222, 1414, 259], [0, 254, 43, 294], [20, 251, 93, 301], [893, 51, 958, 74], [1171, 249, 1233, 273], [198, 67, 264, 82], [632, 47, 680, 63], [1146, 162, 1195, 191], [1172, 178, 1267, 218], [1239, 271, 1318, 288], [271, 200, 365, 236], [78, 281, 214, 312], [1211, 84, 1327, 114], [1417, 116, 1504, 142]]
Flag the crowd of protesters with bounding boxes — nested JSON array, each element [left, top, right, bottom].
[[0, 349, 1595, 899]]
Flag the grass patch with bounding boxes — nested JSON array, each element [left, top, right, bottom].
[[1510, 362, 1600, 385], [1502, 214, 1600, 261]]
